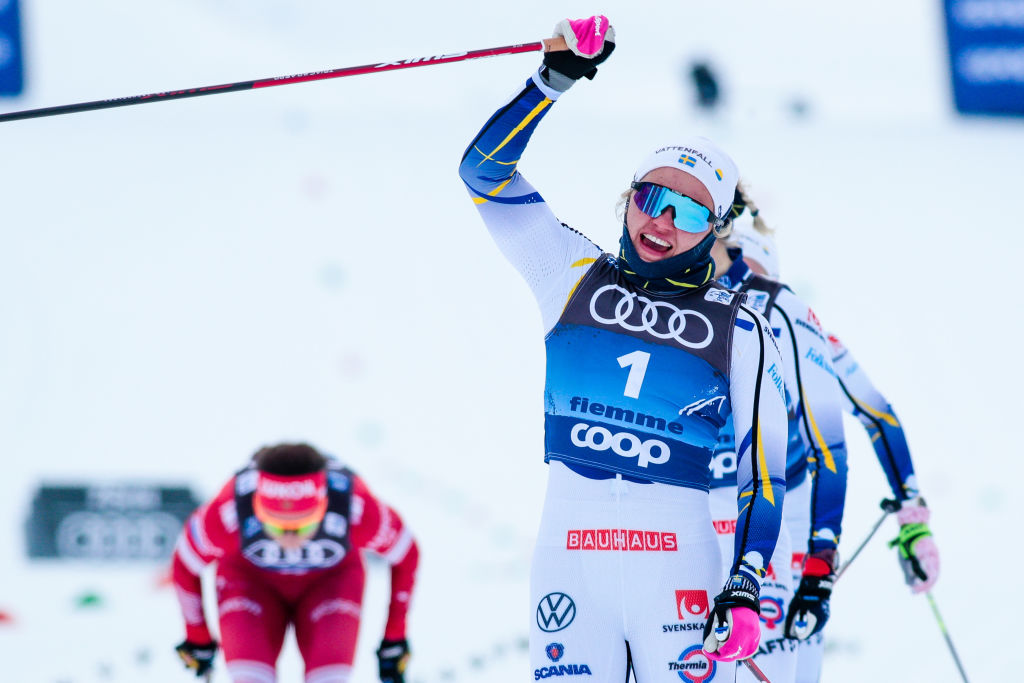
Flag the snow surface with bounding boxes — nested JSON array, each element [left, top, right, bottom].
[[0, 1, 1020, 681]]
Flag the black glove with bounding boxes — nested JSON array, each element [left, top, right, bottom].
[[377, 638, 410, 683], [542, 16, 616, 84], [784, 550, 836, 639], [175, 639, 217, 678]]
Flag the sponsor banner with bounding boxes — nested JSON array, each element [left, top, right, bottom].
[[25, 483, 202, 560], [566, 529, 678, 551], [944, 0, 1024, 114], [545, 414, 712, 487], [0, 0, 23, 96]]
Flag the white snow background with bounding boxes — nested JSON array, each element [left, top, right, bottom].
[[0, 1, 1019, 681]]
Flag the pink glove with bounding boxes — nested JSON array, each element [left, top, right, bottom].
[[553, 16, 615, 57], [703, 606, 761, 662], [890, 498, 940, 594]]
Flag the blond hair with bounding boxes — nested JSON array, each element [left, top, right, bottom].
[[735, 180, 772, 235]]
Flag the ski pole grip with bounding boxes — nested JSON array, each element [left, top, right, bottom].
[[880, 498, 901, 514], [541, 36, 569, 52]]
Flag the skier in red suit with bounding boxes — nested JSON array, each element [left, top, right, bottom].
[[171, 443, 418, 683]]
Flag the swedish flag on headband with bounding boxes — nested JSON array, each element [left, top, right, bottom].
[[678, 154, 697, 167]]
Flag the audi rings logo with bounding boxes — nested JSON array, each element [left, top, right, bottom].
[[54, 511, 182, 560], [589, 285, 714, 349], [243, 539, 346, 570], [536, 592, 576, 632], [571, 423, 671, 468]]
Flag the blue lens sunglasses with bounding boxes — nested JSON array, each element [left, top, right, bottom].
[[630, 181, 724, 233]]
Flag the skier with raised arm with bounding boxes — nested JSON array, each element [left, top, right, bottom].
[[459, 16, 789, 680]]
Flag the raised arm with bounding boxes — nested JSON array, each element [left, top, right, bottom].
[[457, 18, 614, 331]]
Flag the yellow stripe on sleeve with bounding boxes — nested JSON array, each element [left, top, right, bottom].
[[471, 175, 516, 205], [852, 396, 901, 428], [475, 98, 552, 166], [801, 387, 837, 474], [756, 423, 776, 505], [561, 258, 598, 312]]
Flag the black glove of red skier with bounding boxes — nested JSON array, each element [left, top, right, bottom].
[[175, 639, 218, 678], [377, 638, 410, 683]]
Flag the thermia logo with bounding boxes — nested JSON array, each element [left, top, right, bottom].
[[759, 596, 785, 630], [566, 529, 678, 551], [667, 645, 716, 683]]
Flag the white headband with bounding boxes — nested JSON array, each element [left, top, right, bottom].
[[633, 137, 739, 220], [732, 221, 780, 280]]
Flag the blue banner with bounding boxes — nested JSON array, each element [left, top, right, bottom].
[[0, 0, 23, 96], [944, 0, 1024, 115]]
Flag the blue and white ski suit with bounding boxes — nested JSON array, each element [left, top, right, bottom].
[[459, 71, 789, 682], [710, 257, 849, 683]]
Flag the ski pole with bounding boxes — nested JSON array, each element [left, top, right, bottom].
[[835, 498, 900, 580], [0, 36, 568, 123], [926, 591, 970, 682], [742, 658, 773, 682]]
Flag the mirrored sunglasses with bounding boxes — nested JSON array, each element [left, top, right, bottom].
[[631, 181, 716, 233]]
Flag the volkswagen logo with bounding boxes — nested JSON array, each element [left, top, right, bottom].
[[536, 592, 576, 633], [589, 284, 714, 349]]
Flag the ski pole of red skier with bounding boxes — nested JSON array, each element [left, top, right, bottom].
[[926, 591, 970, 682], [0, 36, 568, 123]]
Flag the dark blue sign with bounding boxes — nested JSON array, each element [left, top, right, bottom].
[[0, 0, 23, 96], [944, 0, 1024, 115]]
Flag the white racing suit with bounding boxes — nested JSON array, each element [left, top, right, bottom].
[[460, 71, 789, 682]]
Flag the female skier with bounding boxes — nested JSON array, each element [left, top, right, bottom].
[[705, 198, 849, 683], [172, 443, 418, 683], [729, 214, 939, 683], [459, 16, 789, 681]]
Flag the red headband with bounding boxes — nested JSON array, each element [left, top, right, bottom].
[[252, 470, 328, 530]]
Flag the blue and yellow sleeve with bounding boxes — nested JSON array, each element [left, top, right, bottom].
[[829, 333, 918, 501], [731, 308, 789, 583], [458, 73, 560, 203]]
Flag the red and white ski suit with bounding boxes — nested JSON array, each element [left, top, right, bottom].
[[171, 470, 418, 683]]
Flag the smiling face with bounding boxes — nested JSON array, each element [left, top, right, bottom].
[[625, 167, 716, 262]]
